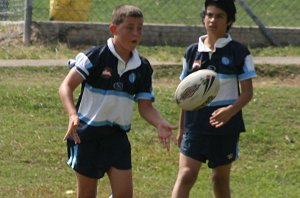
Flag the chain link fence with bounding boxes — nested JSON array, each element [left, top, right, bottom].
[[0, 0, 24, 44], [0, 0, 23, 20], [1, 0, 300, 46], [1, 0, 300, 27]]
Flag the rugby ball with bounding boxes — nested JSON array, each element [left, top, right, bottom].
[[175, 69, 220, 111]]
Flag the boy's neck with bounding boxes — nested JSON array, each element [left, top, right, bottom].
[[204, 33, 227, 50], [204, 36, 217, 51], [114, 43, 132, 64]]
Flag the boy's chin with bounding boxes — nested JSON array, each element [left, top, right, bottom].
[[128, 44, 138, 51]]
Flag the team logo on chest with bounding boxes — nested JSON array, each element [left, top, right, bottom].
[[221, 56, 230, 65], [128, 72, 136, 84], [101, 67, 112, 79], [113, 82, 123, 91]]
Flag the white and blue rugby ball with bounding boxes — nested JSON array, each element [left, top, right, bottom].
[[175, 69, 220, 111]]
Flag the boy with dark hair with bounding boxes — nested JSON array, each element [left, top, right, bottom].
[[172, 0, 256, 197], [59, 4, 173, 198]]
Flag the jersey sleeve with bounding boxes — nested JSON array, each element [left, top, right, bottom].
[[180, 57, 189, 80], [238, 54, 257, 81], [72, 52, 94, 79], [180, 43, 198, 80], [235, 44, 257, 81], [67, 46, 102, 80], [134, 58, 155, 102]]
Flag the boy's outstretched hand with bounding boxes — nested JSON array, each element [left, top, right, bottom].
[[137, 99, 174, 151], [157, 122, 174, 151]]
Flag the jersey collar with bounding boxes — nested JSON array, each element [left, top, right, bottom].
[[107, 38, 141, 70], [198, 34, 232, 52]]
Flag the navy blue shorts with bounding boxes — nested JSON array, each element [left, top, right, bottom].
[[180, 132, 240, 168], [67, 126, 131, 179]]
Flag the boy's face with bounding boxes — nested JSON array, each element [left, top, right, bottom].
[[203, 5, 230, 37], [110, 16, 143, 52]]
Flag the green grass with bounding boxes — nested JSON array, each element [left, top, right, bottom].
[[1, 40, 300, 61], [0, 66, 299, 197], [0, 42, 80, 60], [250, 46, 300, 57]]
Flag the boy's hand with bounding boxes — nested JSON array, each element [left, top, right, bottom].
[[157, 122, 174, 151], [209, 106, 234, 128], [64, 114, 81, 144]]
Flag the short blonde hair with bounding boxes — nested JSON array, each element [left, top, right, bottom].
[[112, 5, 143, 25]]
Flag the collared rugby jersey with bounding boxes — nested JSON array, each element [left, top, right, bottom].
[[70, 38, 154, 132], [180, 34, 256, 135]]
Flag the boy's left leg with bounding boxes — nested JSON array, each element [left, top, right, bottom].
[[107, 167, 133, 198], [211, 163, 232, 198], [209, 134, 239, 198], [172, 153, 202, 198], [76, 172, 98, 198]]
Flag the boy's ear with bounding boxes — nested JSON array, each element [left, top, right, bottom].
[[109, 24, 117, 34]]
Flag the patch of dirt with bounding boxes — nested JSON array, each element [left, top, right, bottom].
[[254, 75, 300, 87]]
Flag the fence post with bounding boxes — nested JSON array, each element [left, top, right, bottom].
[[238, 0, 280, 46], [23, 0, 32, 46]]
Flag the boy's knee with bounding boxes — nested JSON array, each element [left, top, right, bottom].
[[111, 187, 133, 198], [211, 173, 230, 188], [78, 189, 97, 198], [178, 167, 199, 185], [112, 192, 132, 198]]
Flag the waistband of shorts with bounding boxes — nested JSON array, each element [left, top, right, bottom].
[[89, 125, 126, 138], [99, 125, 125, 135], [77, 122, 127, 139]]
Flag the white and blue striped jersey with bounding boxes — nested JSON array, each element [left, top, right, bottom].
[[70, 38, 154, 132], [180, 34, 256, 135]]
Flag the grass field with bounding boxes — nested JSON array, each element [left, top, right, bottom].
[[2, 2, 300, 194], [0, 64, 299, 197], [1, 38, 300, 61]]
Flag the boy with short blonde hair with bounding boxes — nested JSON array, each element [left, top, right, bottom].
[[59, 4, 173, 198]]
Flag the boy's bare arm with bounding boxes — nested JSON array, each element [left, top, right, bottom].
[[59, 68, 84, 143], [138, 100, 174, 150], [210, 78, 254, 128]]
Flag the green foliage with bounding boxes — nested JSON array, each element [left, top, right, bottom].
[[0, 66, 299, 197]]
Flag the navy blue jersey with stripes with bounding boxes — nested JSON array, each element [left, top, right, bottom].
[[70, 38, 154, 133], [180, 34, 256, 135]]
